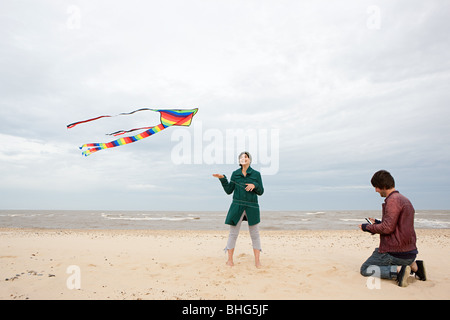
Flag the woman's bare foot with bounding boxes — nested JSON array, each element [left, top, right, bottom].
[[254, 249, 262, 268], [226, 248, 235, 266]]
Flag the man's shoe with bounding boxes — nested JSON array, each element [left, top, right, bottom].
[[397, 265, 411, 287], [414, 260, 427, 281]]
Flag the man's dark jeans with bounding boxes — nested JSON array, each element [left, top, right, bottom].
[[361, 248, 415, 279]]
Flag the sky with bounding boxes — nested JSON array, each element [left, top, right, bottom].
[[1, 0, 449, 211]]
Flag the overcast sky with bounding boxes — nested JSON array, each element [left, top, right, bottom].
[[1, 0, 449, 211]]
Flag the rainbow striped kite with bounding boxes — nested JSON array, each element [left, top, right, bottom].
[[67, 108, 198, 156]]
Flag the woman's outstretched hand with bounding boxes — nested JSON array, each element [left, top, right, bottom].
[[212, 174, 224, 179]]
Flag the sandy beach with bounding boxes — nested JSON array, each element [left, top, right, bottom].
[[1, 228, 449, 300]]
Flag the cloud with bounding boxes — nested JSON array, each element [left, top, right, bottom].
[[0, 0, 449, 210]]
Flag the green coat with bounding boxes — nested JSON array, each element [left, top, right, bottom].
[[219, 166, 264, 226]]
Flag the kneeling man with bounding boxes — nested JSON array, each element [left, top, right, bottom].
[[360, 170, 426, 287]]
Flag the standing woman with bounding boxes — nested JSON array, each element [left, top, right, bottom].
[[213, 151, 264, 268]]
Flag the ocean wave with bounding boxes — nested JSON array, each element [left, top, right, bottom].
[[100, 213, 200, 222], [339, 218, 364, 222], [339, 218, 450, 228], [0, 213, 55, 218], [414, 218, 450, 228], [2, 210, 449, 230]]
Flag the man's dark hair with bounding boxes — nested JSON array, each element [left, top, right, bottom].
[[371, 170, 395, 190]]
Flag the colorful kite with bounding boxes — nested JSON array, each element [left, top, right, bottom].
[[67, 108, 198, 156]]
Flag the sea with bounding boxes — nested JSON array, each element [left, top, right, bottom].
[[0, 210, 449, 230]]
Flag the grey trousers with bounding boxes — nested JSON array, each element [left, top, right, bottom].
[[225, 211, 262, 252]]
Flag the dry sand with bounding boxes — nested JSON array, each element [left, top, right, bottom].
[[1, 228, 449, 300]]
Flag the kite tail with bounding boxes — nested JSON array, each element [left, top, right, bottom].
[[107, 127, 155, 136], [69, 108, 198, 156], [67, 108, 157, 129], [80, 123, 167, 156]]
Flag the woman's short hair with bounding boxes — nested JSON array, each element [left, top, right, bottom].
[[238, 151, 252, 167]]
